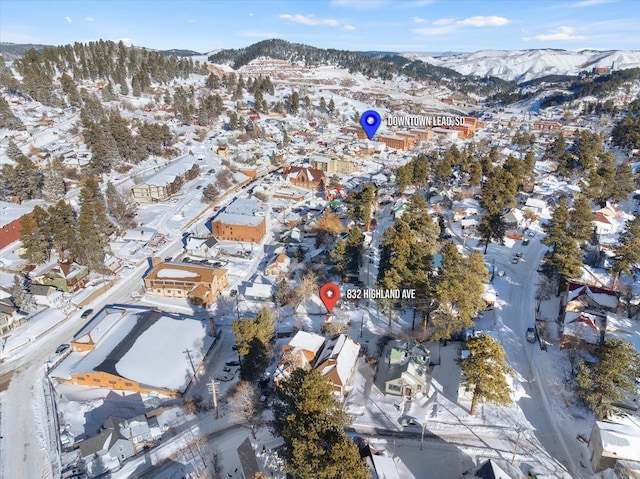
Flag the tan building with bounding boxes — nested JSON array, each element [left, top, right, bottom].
[[309, 155, 355, 175], [144, 260, 228, 307], [211, 213, 266, 242], [131, 155, 200, 203]]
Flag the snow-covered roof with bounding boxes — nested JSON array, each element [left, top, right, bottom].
[[286, 331, 325, 355], [596, 418, 640, 462], [563, 312, 602, 345], [213, 212, 265, 227], [134, 154, 197, 188], [567, 283, 619, 310], [226, 197, 268, 216], [0, 201, 35, 228], [156, 268, 199, 279], [116, 315, 212, 392], [122, 227, 158, 242], [315, 334, 360, 386], [605, 313, 640, 351]]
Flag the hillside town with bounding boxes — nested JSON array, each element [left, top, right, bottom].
[[0, 30, 639, 479]]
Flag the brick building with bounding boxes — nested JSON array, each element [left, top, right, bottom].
[[0, 201, 35, 249], [282, 166, 326, 190], [211, 213, 266, 242]]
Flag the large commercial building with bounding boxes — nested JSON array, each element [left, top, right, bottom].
[[51, 305, 215, 397], [143, 260, 228, 306], [0, 201, 35, 249], [131, 155, 200, 203]]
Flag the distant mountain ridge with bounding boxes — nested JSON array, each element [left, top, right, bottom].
[[207, 39, 515, 95], [0, 42, 202, 60], [403, 48, 640, 83]]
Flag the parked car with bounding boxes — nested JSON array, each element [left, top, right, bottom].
[[80, 309, 94, 319], [522, 238, 530, 245], [511, 257, 519, 264], [55, 344, 70, 354], [528, 231, 535, 237], [399, 417, 421, 428], [526, 327, 536, 343]]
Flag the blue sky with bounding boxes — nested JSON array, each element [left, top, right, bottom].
[[1, 0, 638, 53]]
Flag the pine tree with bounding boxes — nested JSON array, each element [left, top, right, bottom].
[[569, 195, 593, 246], [613, 162, 634, 202], [431, 244, 489, 340], [575, 339, 640, 418], [20, 211, 48, 264], [477, 213, 506, 254], [272, 369, 370, 479], [42, 159, 66, 200], [543, 197, 570, 248], [319, 96, 327, 113], [328, 98, 336, 116], [458, 334, 514, 415], [274, 279, 292, 307], [6, 140, 23, 161], [49, 199, 75, 261], [611, 216, 640, 288], [11, 275, 36, 313], [131, 75, 141, 97], [75, 178, 111, 270], [330, 239, 347, 276], [12, 155, 41, 202], [232, 307, 274, 381]]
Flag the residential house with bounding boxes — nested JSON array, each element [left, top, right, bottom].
[[282, 166, 326, 191], [264, 252, 291, 278], [242, 275, 274, 301], [274, 331, 326, 386], [314, 334, 361, 396], [532, 120, 562, 134], [503, 208, 525, 228], [462, 459, 515, 478], [185, 237, 219, 259], [237, 437, 261, 479], [0, 201, 35, 249], [588, 417, 640, 472], [131, 155, 200, 203], [0, 298, 21, 337], [523, 198, 547, 216], [460, 217, 479, 230], [383, 340, 431, 398], [32, 261, 89, 293], [561, 282, 619, 348], [593, 212, 615, 235], [143, 260, 228, 307]]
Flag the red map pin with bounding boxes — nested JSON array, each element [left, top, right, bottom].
[[319, 283, 340, 313]]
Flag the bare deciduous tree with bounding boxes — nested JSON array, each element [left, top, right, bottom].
[[230, 381, 264, 439], [295, 270, 318, 308]]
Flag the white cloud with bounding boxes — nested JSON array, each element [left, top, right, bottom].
[[85, 17, 94, 22], [412, 16, 427, 24], [432, 18, 455, 26], [413, 15, 511, 36], [343, 25, 356, 31], [534, 26, 586, 41], [571, 0, 617, 7], [457, 16, 510, 27], [279, 14, 339, 27], [64, 16, 72, 24]]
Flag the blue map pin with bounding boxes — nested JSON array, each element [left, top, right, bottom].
[[360, 110, 381, 140]]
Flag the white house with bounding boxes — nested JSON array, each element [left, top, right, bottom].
[[185, 237, 219, 259], [593, 212, 614, 235], [588, 417, 640, 472]]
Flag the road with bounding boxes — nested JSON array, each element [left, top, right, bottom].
[[488, 234, 584, 477]]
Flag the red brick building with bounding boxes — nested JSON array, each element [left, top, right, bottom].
[[211, 213, 266, 242], [0, 201, 35, 249]]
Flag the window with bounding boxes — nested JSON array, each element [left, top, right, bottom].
[[388, 384, 401, 392]]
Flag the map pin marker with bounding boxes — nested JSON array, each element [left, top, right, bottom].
[[360, 110, 381, 140], [319, 283, 340, 313]]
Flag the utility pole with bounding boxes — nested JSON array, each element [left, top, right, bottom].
[[511, 425, 524, 465], [183, 348, 196, 376], [208, 380, 219, 419]]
